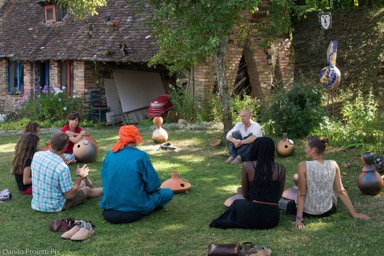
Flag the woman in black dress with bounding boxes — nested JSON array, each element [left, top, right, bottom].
[[210, 137, 286, 229]]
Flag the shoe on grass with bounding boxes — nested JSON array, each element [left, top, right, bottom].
[[231, 155, 242, 164], [225, 155, 235, 163]]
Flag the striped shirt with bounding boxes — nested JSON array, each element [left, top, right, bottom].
[[31, 150, 73, 212]]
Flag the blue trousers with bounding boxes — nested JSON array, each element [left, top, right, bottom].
[[228, 131, 253, 161]]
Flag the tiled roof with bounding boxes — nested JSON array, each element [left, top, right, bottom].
[[0, 0, 158, 62]]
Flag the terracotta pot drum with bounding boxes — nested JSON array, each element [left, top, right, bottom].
[[153, 116, 163, 128], [160, 172, 191, 193], [152, 116, 168, 144], [276, 133, 294, 157], [73, 135, 98, 163], [357, 152, 383, 195]]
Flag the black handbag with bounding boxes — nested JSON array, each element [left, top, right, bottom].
[[207, 243, 240, 256]]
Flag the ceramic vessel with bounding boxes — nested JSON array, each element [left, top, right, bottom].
[[210, 139, 221, 147], [152, 116, 168, 144], [357, 152, 383, 195], [73, 134, 98, 163], [224, 187, 245, 207], [276, 133, 294, 157], [160, 172, 191, 193]]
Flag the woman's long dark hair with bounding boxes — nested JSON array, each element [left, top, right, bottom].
[[11, 133, 39, 175], [249, 137, 276, 194]]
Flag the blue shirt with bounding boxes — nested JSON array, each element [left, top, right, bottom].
[[99, 146, 164, 214], [31, 150, 73, 212]]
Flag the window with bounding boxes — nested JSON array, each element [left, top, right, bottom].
[[56, 5, 67, 21], [8, 60, 24, 94], [44, 4, 67, 23], [44, 5, 56, 23], [60, 60, 74, 96]]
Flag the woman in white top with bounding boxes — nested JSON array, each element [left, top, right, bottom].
[[293, 135, 370, 229]]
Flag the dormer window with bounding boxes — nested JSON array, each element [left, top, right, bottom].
[[43, 3, 67, 23], [44, 5, 56, 23]]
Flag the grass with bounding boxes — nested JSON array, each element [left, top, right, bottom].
[[1, 127, 383, 256]]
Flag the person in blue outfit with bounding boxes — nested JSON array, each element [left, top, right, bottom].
[[99, 125, 173, 224], [225, 109, 262, 164]]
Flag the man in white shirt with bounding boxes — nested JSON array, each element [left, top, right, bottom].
[[225, 109, 262, 164]]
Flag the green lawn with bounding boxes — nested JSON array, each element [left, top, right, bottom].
[[0, 127, 382, 256]]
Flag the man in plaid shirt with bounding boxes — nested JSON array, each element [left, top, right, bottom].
[[31, 132, 102, 212]]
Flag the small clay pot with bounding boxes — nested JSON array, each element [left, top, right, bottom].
[[160, 172, 191, 193], [276, 133, 294, 157]]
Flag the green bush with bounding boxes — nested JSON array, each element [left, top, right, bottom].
[[18, 85, 83, 124], [229, 93, 261, 122], [261, 83, 325, 138], [314, 88, 382, 150], [169, 87, 197, 122]]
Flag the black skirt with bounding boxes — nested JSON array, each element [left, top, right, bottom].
[[209, 199, 280, 229]]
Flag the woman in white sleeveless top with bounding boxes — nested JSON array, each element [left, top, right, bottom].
[[293, 136, 370, 229]]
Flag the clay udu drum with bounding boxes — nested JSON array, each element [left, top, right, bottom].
[[152, 116, 168, 144], [73, 134, 98, 163]]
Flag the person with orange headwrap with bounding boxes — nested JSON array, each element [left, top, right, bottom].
[[99, 125, 173, 224]]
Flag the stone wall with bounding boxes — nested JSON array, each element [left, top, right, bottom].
[[191, 1, 295, 102]]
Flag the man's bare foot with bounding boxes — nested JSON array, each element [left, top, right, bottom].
[[67, 159, 77, 165]]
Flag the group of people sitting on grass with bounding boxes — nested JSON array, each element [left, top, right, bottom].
[[11, 109, 370, 229], [10, 113, 173, 222]]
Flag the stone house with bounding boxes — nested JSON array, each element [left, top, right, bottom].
[[0, 0, 294, 122]]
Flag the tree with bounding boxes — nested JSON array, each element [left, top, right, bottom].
[[56, 0, 107, 19], [57, 0, 293, 134], [142, 0, 294, 133], [145, 0, 262, 134]]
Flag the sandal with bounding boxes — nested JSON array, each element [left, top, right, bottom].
[[240, 242, 272, 256], [252, 246, 272, 256], [160, 142, 176, 150]]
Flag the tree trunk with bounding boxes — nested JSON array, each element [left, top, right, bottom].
[[214, 36, 233, 135]]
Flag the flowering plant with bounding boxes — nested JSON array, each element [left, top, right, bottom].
[[18, 84, 83, 125]]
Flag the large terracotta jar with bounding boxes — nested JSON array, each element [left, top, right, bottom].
[[73, 134, 98, 163], [357, 152, 383, 195], [276, 133, 294, 157], [152, 116, 168, 144], [160, 172, 191, 193]]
